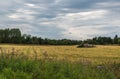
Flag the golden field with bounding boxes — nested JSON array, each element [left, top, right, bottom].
[[0, 44, 120, 64]]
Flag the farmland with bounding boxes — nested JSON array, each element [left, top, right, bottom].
[[0, 45, 120, 64], [0, 44, 120, 79]]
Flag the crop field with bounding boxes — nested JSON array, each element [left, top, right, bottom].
[[0, 45, 120, 64], [0, 44, 120, 79]]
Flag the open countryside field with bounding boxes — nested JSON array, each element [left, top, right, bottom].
[[0, 44, 120, 64], [0, 44, 120, 79]]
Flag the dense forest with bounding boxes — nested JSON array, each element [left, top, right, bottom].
[[0, 28, 120, 45]]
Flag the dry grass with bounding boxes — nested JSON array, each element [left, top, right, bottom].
[[0, 44, 120, 64]]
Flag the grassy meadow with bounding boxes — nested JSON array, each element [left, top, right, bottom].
[[0, 44, 120, 79]]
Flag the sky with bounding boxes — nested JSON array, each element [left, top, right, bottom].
[[0, 0, 120, 40]]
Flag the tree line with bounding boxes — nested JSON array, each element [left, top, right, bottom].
[[0, 28, 120, 45], [0, 28, 81, 45], [84, 35, 120, 45]]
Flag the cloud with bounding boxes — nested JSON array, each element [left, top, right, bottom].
[[8, 13, 34, 20], [58, 10, 108, 21], [16, 9, 37, 14], [0, 0, 120, 40], [25, 3, 35, 7], [96, 1, 120, 8]]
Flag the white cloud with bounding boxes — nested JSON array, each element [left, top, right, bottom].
[[7, 8, 37, 20], [16, 9, 37, 14], [8, 13, 34, 20], [25, 3, 35, 7], [59, 10, 108, 20], [51, 9, 108, 29], [24, 3, 42, 9]]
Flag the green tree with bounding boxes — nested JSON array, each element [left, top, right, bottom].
[[118, 39, 120, 45], [10, 28, 22, 43], [25, 34, 32, 44], [31, 36, 39, 44], [114, 35, 118, 44]]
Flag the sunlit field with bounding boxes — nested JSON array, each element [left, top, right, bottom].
[[0, 44, 120, 64]]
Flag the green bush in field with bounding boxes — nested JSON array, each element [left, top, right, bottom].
[[0, 51, 119, 79]]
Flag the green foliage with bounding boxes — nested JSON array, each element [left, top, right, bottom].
[[114, 35, 118, 44], [0, 28, 82, 45], [0, 28, 120, 45], [118, 39, 120, 45], [0, 28, 21, 43], [92, 37, 113, 45], [0, 51, 119, 79]]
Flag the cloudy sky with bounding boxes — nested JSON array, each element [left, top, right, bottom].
[[0, 0, 120, 40]]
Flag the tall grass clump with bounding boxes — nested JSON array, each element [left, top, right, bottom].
[[0, 47, 119, 79]]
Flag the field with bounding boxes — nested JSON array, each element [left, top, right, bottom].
[[0, 44, 120, 79], [0, 45, 120, 64]]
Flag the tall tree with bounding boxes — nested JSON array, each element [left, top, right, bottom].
[[10, 28, 22, 43], [114, 35, 118, 44]]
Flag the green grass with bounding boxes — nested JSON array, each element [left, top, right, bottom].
[[0, 45, 120, 79], [0, 51, 119, 79]]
